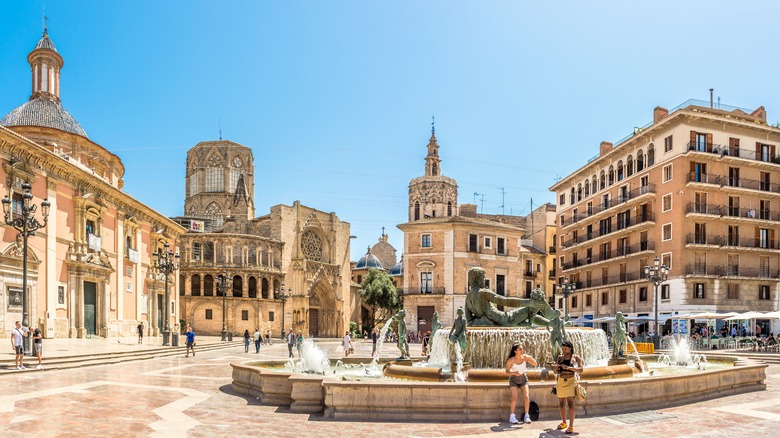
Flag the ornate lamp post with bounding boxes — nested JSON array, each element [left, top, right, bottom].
[[644, 256, 670, 347], [216, 272, 231, 341], [557, 277, 577, 323], [276, 282, 290, 339], [2, 182, 49, 355], [153, 241, 179, 346]]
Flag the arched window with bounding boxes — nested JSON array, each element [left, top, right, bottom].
[[191, 275, 201, 296], [583, 180, 590, 197], [205, 154, 224, 192], [569, 188, 575, 204], [600, 171, 606, 190], [232, 275, 243, 297], [248, 276, 257, 298], [273, 279, 280, 297], [261, 278, 269, 299], [617, 160, 624, 181], [637, 150, 645, 171], [248, 243, 257, 264], [204, 275, 214, 296], [205, 203, 223, 230], [232, 244, 242, 265], [591, 176, 597, 194], [577, 184, 583, 201], [229, 156, 244, 192], [179, 274, 186, 296], [203, 241, 214, 262], [414, 202, 420, 221], [626, 155, 634, 176], [647, 144, 655, 166], [608, 165, 615, 186], [432, 163, 438, 175], [447, 201, 452, 216]]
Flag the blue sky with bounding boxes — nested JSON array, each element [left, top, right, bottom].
[[3, 1, 780, 260]]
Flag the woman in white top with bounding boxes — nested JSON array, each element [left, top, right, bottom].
[[505, 343, 538, 424], [342, 332, 353, 356]]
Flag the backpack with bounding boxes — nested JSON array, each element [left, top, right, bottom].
[[529, 401, 539, 421]]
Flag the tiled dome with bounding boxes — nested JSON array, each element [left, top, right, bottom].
[[388, 256, 404, 276], [1, 98, 88, 138], [355, 246, 384, 270]]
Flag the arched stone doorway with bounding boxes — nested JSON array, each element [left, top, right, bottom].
[[308, 280, 339, 338]]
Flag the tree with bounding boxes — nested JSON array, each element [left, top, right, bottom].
[[359, 268, 401, 331]]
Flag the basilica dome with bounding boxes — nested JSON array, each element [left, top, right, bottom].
[[1, 98, 88, 137], [388, 256, 404, 277], [355, 246, 384, 270]]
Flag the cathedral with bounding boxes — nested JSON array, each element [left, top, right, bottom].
[[0, 29, 185, 339], [175, 141, 356, 338]]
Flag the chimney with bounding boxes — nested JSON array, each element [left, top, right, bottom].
[[600, 141, 613, 157], [459, 204, 477, 217], [653, 106, 668, 124]]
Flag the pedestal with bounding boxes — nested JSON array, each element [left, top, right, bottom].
[[393, 358, 414, 366], [608, 357, 628, 366]]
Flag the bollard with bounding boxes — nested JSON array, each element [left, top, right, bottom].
[[228, 332, 233, 341], [172, 333, 179, 347]]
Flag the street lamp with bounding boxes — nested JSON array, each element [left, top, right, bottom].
[[276, 282, 290, 339], [557, 277, 577, 323], [2, 182, 49, 355], [644, 256, 670, 347], [153, 241, 179, 346], [216, 272, 231, 341]]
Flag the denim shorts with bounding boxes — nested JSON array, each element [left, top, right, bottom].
[[509, 374, 528, 387]]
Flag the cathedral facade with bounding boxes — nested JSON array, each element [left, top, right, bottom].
[[0, 30, 185, 339], [176, 141, 354, 338]]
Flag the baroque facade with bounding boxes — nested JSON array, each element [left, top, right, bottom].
[[550, 100, 780, 334], [397, 129, 547, 334], [0, 30, 185, 339], [176, 141, 354, 337]]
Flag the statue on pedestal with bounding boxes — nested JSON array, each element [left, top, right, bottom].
[[448, 307, 467, 354], [393, 309, 410, 359], [429, 311, 441, 351], [613, 311, 628, 359], [465, 268, 556, 327], [547, 309, 566, 360]]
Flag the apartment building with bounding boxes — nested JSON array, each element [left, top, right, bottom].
[[550, 100, 780, 335]]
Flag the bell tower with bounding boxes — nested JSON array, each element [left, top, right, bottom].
[[407, 122, 458, 221]]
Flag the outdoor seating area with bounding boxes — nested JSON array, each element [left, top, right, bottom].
[[657, 310, 780, 353]]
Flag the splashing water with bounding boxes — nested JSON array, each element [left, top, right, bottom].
[[657, 337, 707, 368], [452, 342, 466, 382], [368, 323, 393, 372]]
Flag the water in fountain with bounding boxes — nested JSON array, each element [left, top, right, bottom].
[[452, 342, 466, 382], [624, 337, 647, 371], [368, 323, 393, 371], [299, 339, 331, 373], [426, 327, 609, 369], [657, 337, 707, 367]]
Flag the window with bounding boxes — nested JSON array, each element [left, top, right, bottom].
[[728, 196, 740, 217], [585, 294, 592, 307], [619, 289, 627, 303], [760, 256, 770, 278], [497, 238, 506, 255], [760, 172, 771, 191], [662, 253, 672, 270], [639, 286, 648, 302], [662, 194, 672, 212], [728, 167, 740, 187], [468, 234, 478, 252], [242, 310, 249, 320], [693, 283, 705, 299], [727, 284, 739, 300], [192, 242, 201, 261], [420, 272, 432, 293], [269, 311, 275, 321], [727, 226, 740, 246], [664, 135, 673, 152], [414, 202, 420, 220], [421, 234, 431, 248], [601, 292, 608, 305], [447, 202, 452, 216], [205, 309, 213, 319], [571, 296, 578, 309], [663, 164, 673, 182], [559, 194, 565, 205], [760, 200, 770, 220], [357, 275, 362, 284], [759, 285, 770, 300], [727, 254, 739, 276], [484, 237, 492, 248], [662, 224, 672, 241], [496, 274, 506, 295], [661, 284, 670, 300], [204, 167, 223, 192], [694, 222, 707, 244], [758, 228, 771, 249]]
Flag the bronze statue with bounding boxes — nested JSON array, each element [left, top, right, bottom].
[[613, 311, 628, 358], [448, 307, 467, 354], [464, 268, 556, 327], [394, 309, 410, 359], [429, 311, 441, 352], [547, 309, 566, 360]]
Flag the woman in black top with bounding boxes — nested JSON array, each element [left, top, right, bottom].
[[555, 340, 584, 434]]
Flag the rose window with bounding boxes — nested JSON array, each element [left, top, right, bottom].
[[301, 230, 323, 261]]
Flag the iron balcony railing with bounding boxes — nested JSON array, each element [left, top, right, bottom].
[[561, 241, 654, 270], [723, 206, 780, 221], [685, 233, 725, 246], [561, 184, 656, 227], [578, 271, 643, 289], [524, 270, 538, 278], [401, 287, 447, 295], [686, 171, 722, 185], [723, 176, 780, 194], [721, 266, 778, 278], [561, 213, 654, 248], [721, 237, 780, 250], [685, 202, 722, 215], [686, 141, 780, 164]]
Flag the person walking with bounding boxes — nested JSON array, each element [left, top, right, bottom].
[[342, 331, 353, 357], [287, 328, 296, 358], [265, 329, 272, 345], [32, 325, 44, 369], [253, 328, 262, 353], [505, 344, 538, 424], [11, 321, 28, 370], [243, 330, 251, 353], [185, 326, 196, 357], [371, 327, 378, 356], [137, 322, 144, 344], [555, 340, 584, 434], [296, 331, 304, 357]]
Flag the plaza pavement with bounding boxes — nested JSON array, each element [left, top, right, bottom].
[[0, 336, 779, 437]]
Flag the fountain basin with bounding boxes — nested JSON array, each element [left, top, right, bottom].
[[231, 355, 766, 420]]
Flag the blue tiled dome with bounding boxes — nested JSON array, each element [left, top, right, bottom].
[[1, 98, 88, 138], [355, 246, 384, 270], [388, 257, 404, 276]]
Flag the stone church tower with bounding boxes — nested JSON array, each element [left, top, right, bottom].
[[407, 127, 458, 221], [183, 140, 255, 231]]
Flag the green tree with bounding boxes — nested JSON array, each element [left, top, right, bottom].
[[359, 268, 401, 331]]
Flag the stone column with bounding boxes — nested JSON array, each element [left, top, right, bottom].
[[76, 277, 85, 338], [45, 180, 58, 338]]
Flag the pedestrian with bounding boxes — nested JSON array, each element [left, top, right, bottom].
[[287, 328, 296, 358], [555, 340, 584, 434], [343, 331, 353, 356], [422, 331, 429, 356], [265, 329, 272, 345], [32, 325, 44, 369], [185, 326, 196, 357], [11, 321, 28, 370], [243, 329, 251, 353], [253, 328, 261, 353], [371, 327, 378, 355], [731, 326, 737, 338], [137, 321, 144, 344], [297, 331, 304, 357], [506, 343, 538, 424]]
